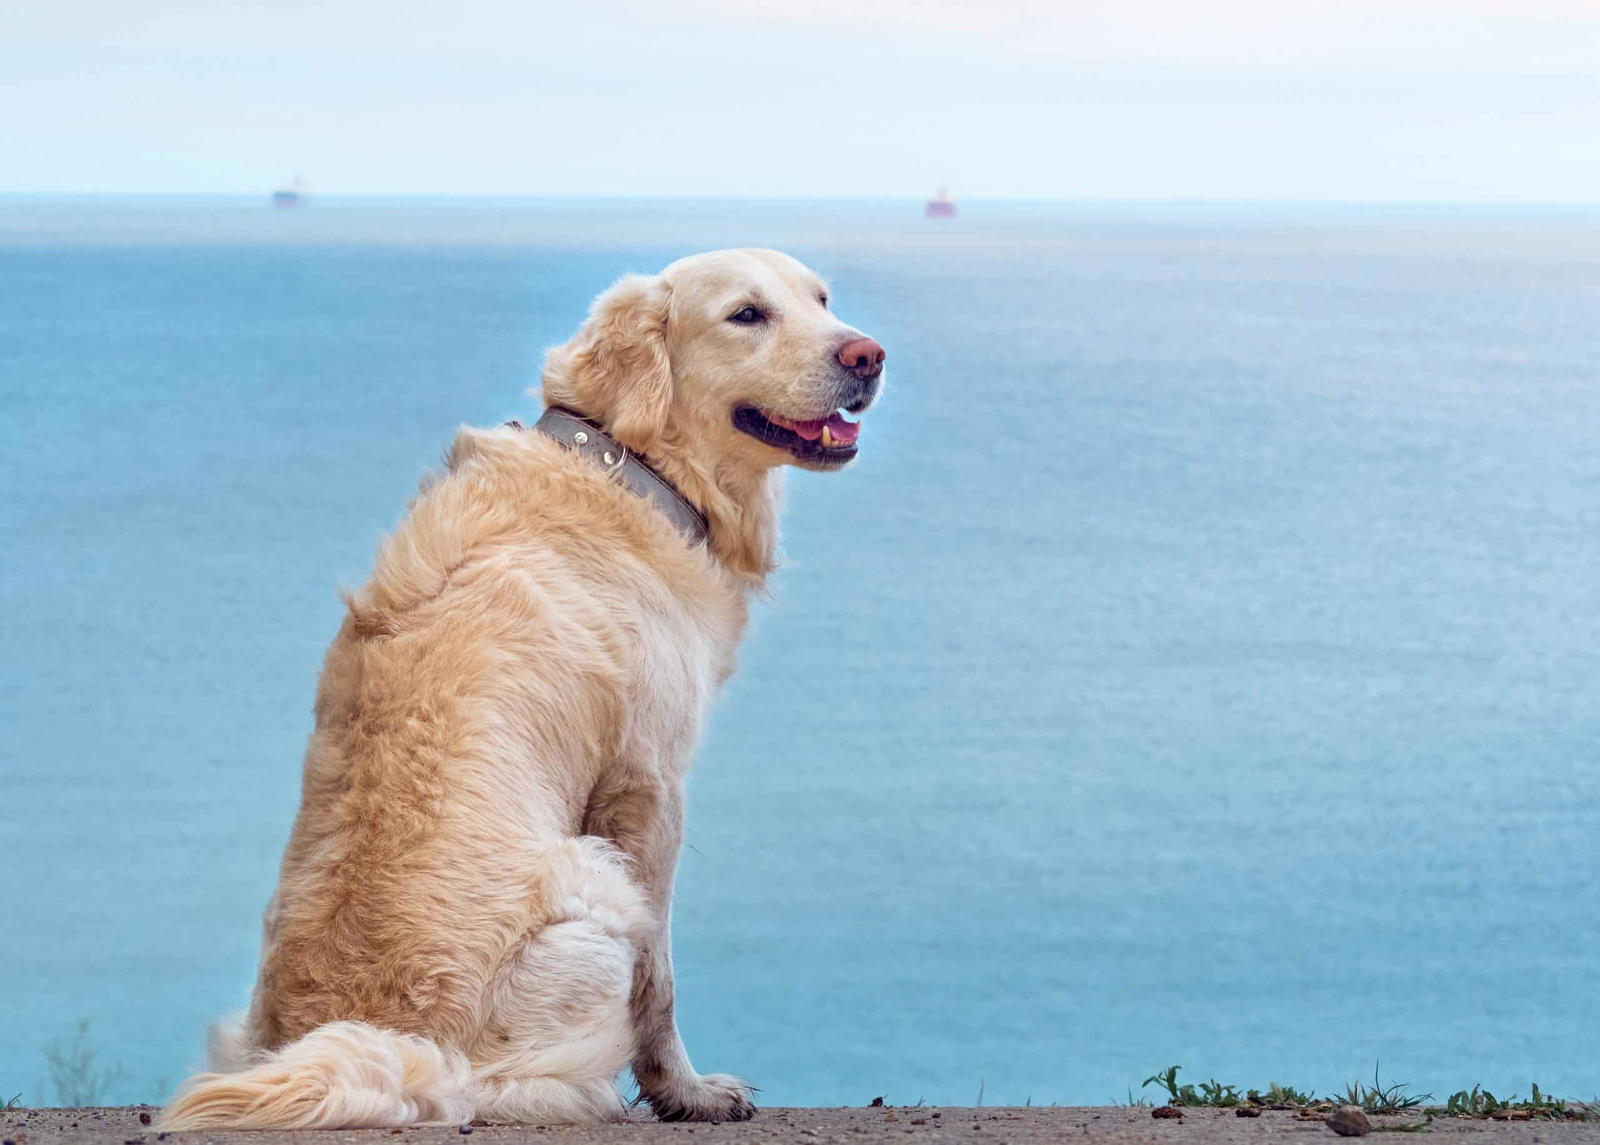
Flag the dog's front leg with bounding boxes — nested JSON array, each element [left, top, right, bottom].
[[587, 780, 756, 1123]]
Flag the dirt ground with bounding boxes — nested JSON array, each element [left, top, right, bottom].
[[5, 1106, 1597, 1145]]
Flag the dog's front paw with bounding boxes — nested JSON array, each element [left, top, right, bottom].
[[646, 1073, 757, 1123]]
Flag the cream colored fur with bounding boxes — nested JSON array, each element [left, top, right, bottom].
[[160, 250, 881, 1130]]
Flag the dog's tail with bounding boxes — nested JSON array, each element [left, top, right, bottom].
[[158, 1020, 476, 1130]]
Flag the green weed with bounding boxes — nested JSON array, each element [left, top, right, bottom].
[[1247, 1083, 1320, 1109], [1336, 1065, 1429, 1113], [1136, 1065, 1581, 1121], [1141, 1066, 1244, 1107], [42, 1019, 127, 1107], [1439, 1084, 1578, 1120]]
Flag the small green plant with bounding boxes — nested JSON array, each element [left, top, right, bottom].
[[1446, 1086, 1509, 1117], [1142, 1065, 1192, 1105], [3, 1093, 23, 1111], [1141, 1066, 1242, 1107], [1246, 1083, 1319, 1108], [1334, 1064, 1429, 1112], [42, 1019, 126, 1107], [1134, 1066, 1583, 1122], [1520, 1084, 1571, 1119], [1440, 1084, 1575, 1120]]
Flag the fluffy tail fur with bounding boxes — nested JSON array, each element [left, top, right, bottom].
[[158, 1021, 476, 1130]]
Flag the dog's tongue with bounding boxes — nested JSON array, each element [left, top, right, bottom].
[[823, 412, 860, 445], [768, 410, 860, 445], [785, 417, 826, 441]]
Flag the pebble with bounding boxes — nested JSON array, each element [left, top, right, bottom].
[[1152, 1106, 1183, 1120], [1326, 1106, 1371, 1137]]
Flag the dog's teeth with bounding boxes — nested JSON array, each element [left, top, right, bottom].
[[821, 425, 835, 448]]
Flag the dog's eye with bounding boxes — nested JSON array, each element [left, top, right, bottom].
[[818, 293, 829, 308], [728, 305, 765, 324]]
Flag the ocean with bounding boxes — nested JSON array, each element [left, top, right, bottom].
[[1, 196, 1596, 1109]]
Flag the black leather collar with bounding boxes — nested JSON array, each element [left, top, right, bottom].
[[522, 406, 709, 548]]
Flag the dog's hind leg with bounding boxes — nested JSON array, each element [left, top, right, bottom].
[[468, 836, 649, 1125]]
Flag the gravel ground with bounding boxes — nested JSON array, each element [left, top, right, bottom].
[[5, 1107, 1598, 1145]]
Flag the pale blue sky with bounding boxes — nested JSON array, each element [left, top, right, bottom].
[[3, 0, 1596, 200]]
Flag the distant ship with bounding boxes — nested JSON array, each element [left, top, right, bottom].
[[925, 187, 956, 218], [271, 177, 309, 208]]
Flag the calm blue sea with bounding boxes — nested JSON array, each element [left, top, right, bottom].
[[2, 197, 1597, 1109]]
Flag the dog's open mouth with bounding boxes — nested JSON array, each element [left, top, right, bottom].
[[733, 406, 861, 464]]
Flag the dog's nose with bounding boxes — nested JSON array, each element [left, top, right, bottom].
[[837, 337, 886, 378]]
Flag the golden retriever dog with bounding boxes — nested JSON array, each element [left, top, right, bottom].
[[159, 249, 885, 1131]]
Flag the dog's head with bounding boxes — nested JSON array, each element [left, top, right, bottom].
[[541, 249, 885, 473]]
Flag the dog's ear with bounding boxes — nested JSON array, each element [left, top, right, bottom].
[[541, 274, 673, 452]]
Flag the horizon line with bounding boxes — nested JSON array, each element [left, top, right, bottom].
[[3, 190, 1599, 208]]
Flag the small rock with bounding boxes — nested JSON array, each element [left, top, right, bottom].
[[911, 1119, 927, 1126], [885, 1114, 900, 1123], [139, 1114, 153, 1126], [1326, 1107, 1371, 1137], [1152, 1106, 1184, 1120], [1236, 1108, 1262, 1118], [458, 1125, 473, 1135]]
